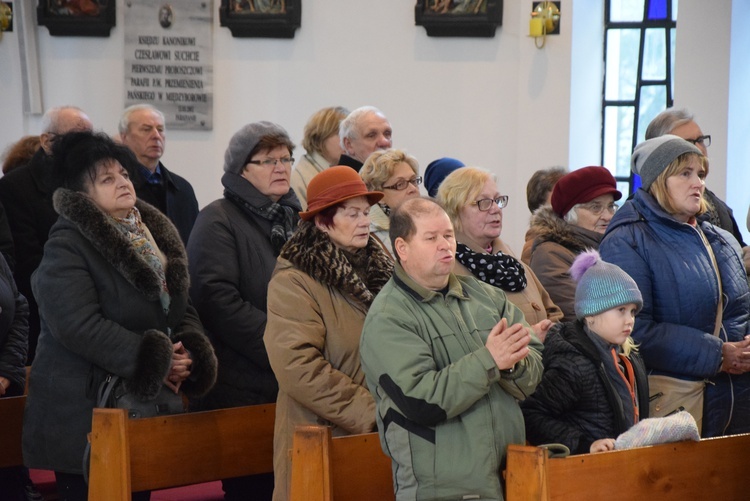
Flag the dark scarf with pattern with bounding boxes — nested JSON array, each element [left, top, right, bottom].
[[110, 206, 170, 312], [279, 220, 393, 307], [223, 173, 300, 256], [455, 242, 527, 292]]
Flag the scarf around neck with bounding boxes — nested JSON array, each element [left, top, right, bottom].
[[222, 172, 300, 256], [111, 207, 170, 312], [455, 241, 527, 292]]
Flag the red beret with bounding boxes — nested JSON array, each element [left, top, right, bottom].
[[550, 166, 622, 218]]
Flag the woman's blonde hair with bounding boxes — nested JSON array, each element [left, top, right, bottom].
[[360, 149, 419, 190], [437, 167, 495, 234], [301, 106, 349, 157], [648, 152, 708, 217]]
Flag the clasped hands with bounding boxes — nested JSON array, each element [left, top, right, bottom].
[[485, 318, 533, 371], [721, 335, 750, 375], [164, 341, 192, 393]]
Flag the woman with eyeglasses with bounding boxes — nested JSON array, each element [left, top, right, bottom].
[[186, 121, 301, 500], [527, 166, 622, 321], [601, 135, 750, 438], [359, 149, 422, 257], [438, 167, 562, 341]]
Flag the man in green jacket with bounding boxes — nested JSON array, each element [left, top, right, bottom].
[[360, 197, 544, 501]]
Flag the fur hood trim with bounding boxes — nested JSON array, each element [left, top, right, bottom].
[[52, 188, 189, 300], [279, 220, 393, 306], [530, 206, 601, 254]]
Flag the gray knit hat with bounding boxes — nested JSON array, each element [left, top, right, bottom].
[[631, 134, 701, 190], [571, 250, 643, 319], [224, 121, 291, 174]]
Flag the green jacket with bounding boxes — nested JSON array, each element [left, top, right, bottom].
[[360, 264, 544, 501]]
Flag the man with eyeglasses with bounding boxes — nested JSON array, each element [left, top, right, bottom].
[[646, 108, 746, 247], [119, 104, 199, 244], [0, 105, 93, 364], [337, 106, 393, 172]]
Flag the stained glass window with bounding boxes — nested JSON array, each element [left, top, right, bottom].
[[602, 0, 677, 196]]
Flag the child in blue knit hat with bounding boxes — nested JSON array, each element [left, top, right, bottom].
[[520, 250, 650, 454]]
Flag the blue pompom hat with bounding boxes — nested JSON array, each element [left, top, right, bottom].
[[570, 250, 643, 319]]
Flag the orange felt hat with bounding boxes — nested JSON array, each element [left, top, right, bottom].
[[299, 166, 384, 221]]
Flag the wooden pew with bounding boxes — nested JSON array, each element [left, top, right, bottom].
[[505, 433, 750, 501], [289, 425, 393, 501], [88, 403, 275, 500], [0, 395, 26, 468]]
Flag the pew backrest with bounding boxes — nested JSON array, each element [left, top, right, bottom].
[[0, 395, 26, 468], [289, 425, 394, 501], [505, 433, 750, 501], [88, 403, 275, 500]]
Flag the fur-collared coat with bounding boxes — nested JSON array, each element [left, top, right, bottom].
[[23, 189, 217, 473], [528, 207, 603, 322], [263, 221, 393, 501]]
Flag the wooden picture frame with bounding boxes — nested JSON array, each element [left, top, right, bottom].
[[219, 0, 300, 38], [37, 0, 115, 37], [415, 0, 502, 37]]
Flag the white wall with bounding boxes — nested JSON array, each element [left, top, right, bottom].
[[1, 0, 741, 250]]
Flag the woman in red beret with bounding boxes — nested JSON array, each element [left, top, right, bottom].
[[527, 166, 622, 321], [263, 166, 394, 501]]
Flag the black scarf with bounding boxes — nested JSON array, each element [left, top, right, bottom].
[[455, 242, 527, 292], [223, 173, 300, 256]]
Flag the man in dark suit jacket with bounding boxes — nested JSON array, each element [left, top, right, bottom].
[[119, 104, 199, 244], [0, 105, 93, 362]]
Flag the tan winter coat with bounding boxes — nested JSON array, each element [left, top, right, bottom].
[[263, 221, 393, 501], [453, 236, 563, 326], [290, 152, 329, 210]]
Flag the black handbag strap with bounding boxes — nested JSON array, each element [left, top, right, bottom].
[[83, 374, 120, 484]]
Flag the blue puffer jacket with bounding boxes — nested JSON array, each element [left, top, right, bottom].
[[600, 189, 750, 437]]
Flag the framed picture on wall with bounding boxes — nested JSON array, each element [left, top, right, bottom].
[[415, 0, 503, 37], [37, 0, 116, 37], [219, 0, 300, 38]]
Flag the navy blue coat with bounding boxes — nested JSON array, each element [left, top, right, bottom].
[[600, 189, 750, 437]]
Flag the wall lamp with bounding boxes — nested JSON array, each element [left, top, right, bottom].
[[529, 1, 560, 49], [0, 1, 12, 39]]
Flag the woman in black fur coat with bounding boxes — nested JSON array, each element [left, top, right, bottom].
[[22, 132, 217, 501]]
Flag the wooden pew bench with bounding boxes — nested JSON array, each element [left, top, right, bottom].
[[289, 425, 393, 501], [88, 403, 275, 500], [0, 395, 26, 469], [505, 433, 750, 501]]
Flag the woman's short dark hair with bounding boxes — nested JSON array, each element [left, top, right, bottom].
[[314, 203, 341, 229], [51, 131, 138, 192], [526, 166, 567, 213]]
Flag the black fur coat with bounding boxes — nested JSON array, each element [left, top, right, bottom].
[[23, 189, 217, 473]]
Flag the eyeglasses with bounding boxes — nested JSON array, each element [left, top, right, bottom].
[[247, 157, 294, 167], [473, 196, 509, 211], [382, 176, 422, 191], [685, 135, 711, 148], [579, 202, 618, 215]]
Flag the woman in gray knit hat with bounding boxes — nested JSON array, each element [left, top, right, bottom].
[[186, 121, 301, 499], [600, 134, 750, 439]]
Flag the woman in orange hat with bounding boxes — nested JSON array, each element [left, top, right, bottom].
[[263, 166, 394, 501]]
